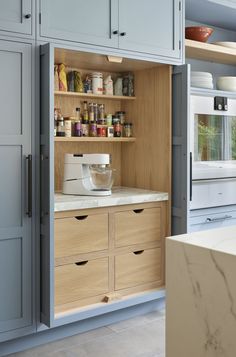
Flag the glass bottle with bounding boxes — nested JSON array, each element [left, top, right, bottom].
[[75, 107, 82, 137], [82, 101, 89, 124]]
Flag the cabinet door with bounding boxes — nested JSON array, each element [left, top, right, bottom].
[[172, 65, 190, 235], [0, 0, 32, 35], [40, 0, 118, 48], [0, 41, 33, 341], [118, 0, 182, 59], [40, 43, 55, 328]]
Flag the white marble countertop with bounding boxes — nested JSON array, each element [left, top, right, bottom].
[[167, 225, 236, 255], [54, 186, 168, 212]]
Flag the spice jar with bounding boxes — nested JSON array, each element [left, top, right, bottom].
[[98, 104, 105, 125], [116, 111, 125, 125], [64, 118, 72, 137], [56, 115, 65, 137], [91, 72, 103, 95], [89, 123, 97, 137], [124, 123, 133, 137], [114, 121, 122, 137]]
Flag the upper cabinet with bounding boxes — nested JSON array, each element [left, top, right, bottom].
[[39, 0, 183, 64], [40, 0, 119, 48], [0, 0, 33, 37], [118, 0, 181, 59]]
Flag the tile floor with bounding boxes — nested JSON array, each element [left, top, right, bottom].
[[9, 308, 165, 357]]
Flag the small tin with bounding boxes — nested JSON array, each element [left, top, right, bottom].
[[97, 127, 107, 137], [89, 123, 97, 137], [107, 126, 114, 137], [82, 123, 89, 137]]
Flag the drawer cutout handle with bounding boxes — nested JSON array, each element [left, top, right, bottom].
[[133, 250, 144, 255], [75, 261, 88, 266], [75, 215, 88, 221], [133, 209, 144, 214]]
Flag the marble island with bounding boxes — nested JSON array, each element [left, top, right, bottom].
[[166, 225, 236, 357], [54, 186, 168, 212]]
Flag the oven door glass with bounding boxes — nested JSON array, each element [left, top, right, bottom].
[[194, 114, 236, 161]]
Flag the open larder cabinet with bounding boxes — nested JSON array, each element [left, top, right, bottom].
[[40, 43, 172, 327]]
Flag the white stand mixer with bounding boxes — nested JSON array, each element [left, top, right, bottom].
[[62, 153, 113, 196]]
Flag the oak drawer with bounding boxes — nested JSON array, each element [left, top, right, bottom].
[[55, 213, 108, 258], [115, 207, 161, 247], [115, 248, 161, 290], [55, 257, 109, 306]]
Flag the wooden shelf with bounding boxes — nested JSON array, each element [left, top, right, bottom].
[[54, 91, 136, 101], [185, 39, 236, 65], [54, 137, 136, 143]]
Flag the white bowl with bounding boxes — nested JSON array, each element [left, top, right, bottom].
[[216, 77, 236, 92], [214, 41, 236, 49], [191, 71, 213, 78], [191, 83, 214, 89]]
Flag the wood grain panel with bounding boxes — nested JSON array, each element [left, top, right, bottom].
[[55, 257, 109, 306], [115, 248, 161, 290], [115, 207, 161, 247], [121, 65, 172, 235], [54, 141, 121, 191], [55, 213, 108, 259]]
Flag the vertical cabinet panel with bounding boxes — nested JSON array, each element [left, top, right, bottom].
[[0, 0, 32, 35], [0, 41, 33, 340], [40, 0, 118, 48], [40, 43, 55, 328], [172, 65, 190, 235], [118, 0, 182, 58]]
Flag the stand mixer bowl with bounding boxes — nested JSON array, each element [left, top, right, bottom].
[[89, 165, 115, 191]]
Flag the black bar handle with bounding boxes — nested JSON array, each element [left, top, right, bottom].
[[120, 32, 126, 36], [26, 155, 32, 217], [190, 152, 192, 202], [25, 14, 31, 19], [75, 215, 88, 221]]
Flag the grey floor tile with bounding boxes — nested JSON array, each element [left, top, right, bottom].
[[8, 311, 166, 357], [69, 319, 165, 357]]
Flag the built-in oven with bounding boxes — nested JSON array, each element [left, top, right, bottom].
[[190, 94, 236, 211]]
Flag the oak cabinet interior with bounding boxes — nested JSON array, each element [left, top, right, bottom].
[[40, 44, 171, 325]]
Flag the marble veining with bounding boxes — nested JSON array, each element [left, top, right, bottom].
[[166, 226, 236, 357], [54, 186, 168, 212]]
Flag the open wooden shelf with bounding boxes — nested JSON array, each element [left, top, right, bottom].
[[54, 137, 136, 143], [185, 39, 236, 65], [54, 91, 136, 101]]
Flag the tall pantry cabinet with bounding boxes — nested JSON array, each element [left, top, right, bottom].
[[0, 0, 35, 344], [0, 0, 184, 350]]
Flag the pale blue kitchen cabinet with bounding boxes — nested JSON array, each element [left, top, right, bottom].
[[39, 0, 119, 48], [39, 0, 183, 63], [0, 40, 35, 342], [0, 0, 33, 36], [118, 0, 182, 59]]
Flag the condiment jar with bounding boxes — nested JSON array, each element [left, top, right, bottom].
[[114, 77, 123, 96], [56, 115, 65, 137], [116, 111, 125, 125], [104, 75, 113, 95], [64, 118, 72, 137], [89, 123, 97, 137], [124, 123, 133, 137], [114, 121, 122, 137], [91, 72, 103, 95]]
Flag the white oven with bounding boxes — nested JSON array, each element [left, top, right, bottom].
[[190, 94, 236, 210]]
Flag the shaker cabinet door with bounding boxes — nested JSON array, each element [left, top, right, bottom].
[[0, 41, 33, 342], [40, 0, 118, 48], [118, 0, 182, 59], [0, 0, 32, 35]]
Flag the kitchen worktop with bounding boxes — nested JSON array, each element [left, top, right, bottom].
[[54, 186, 168, 212], [166, 226, 236, 357]]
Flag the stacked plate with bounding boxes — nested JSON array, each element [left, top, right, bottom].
[[191, 71, 213, 89]]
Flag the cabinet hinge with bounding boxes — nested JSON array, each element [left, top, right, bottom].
[[39, 12, 41, 24], [179, 1, 181, 11]]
